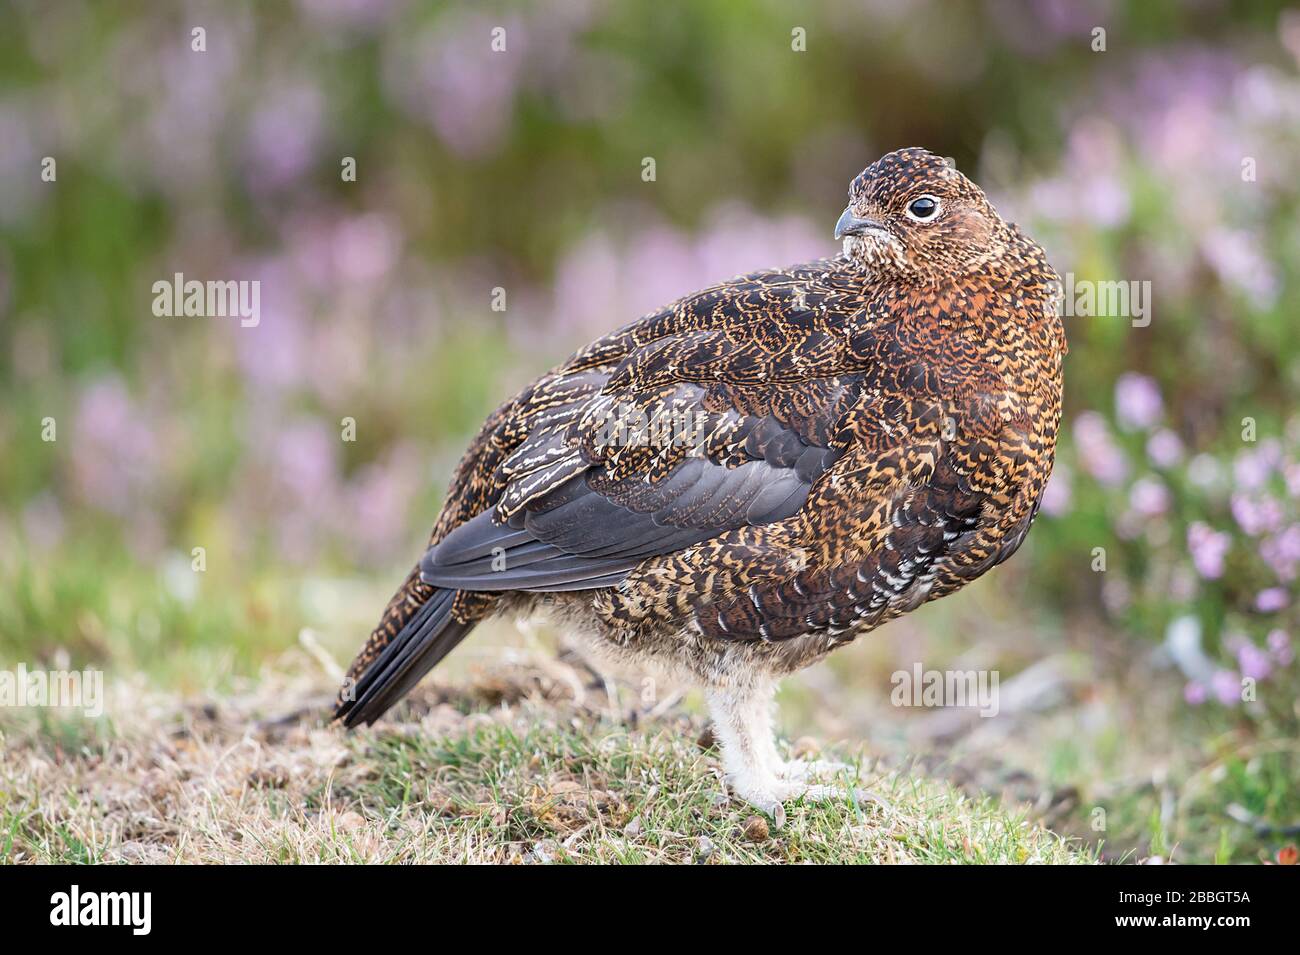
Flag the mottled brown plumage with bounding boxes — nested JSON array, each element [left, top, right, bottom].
[[335, 147, 1066, 812]]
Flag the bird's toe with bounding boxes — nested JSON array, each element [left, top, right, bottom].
[[786, 782, 891, 814]]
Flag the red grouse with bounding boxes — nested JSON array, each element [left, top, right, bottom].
[[335, 148, 1066, 814]]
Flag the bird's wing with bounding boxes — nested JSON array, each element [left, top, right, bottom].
[[337, 262, 873, 725], [420, 261, 877, 593]]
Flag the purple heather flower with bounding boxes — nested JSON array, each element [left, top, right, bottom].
[[1129, 476, 1170, 519], [387, 13, 526, 159], [1231, 492, 1283, 536], [1227, 493, 1258, 530], [1187, 522, 1231, 579], [345, 444, 424, 563], [1146, 429, 1184, 468], [1234, 445, 1278, 491], [1184, 681, 1208, 705], [1079, 173, 1131, 228], [1267, 629, 1293, 666], [989, 0, 1116, 57], [1260, 525, 1300, 582], [70, 376, 160, 517], [1223, 632, 1249, 657], [234, 258, 309, 394], [243, 81, 325, 193], [1074, 411, 1128, 486], [331, 214, 401, 285], [1114, 373, 1163, 431], [273, 420, 340, 502], [1040, 464, 1072, 516], [1200, 227, 1281, 309], [1210, 669, 1242, 706], [1236, 642, 1273, 682], [1255, 587, 1289, 613], [1285, 462, 1300, 498]]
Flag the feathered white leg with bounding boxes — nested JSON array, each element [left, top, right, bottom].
[[706, 678, 782, 806], [706, 679, 866, 824]]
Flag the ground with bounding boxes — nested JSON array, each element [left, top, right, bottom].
[[3, 563, 1296, 865], [0, 645, 1090, 865]]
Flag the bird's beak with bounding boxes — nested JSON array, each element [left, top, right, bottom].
[[834, 208, 887, 240]]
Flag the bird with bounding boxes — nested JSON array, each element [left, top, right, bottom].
[[334, 147, 1067, 816]]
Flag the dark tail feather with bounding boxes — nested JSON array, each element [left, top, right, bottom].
[[334, 587, 475, 727]]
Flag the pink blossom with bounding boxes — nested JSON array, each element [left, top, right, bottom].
[[1187, 522, 1231, 579], [1114, 373, 1163, 431], [1231, 493, 1283, 536], [69, 376, 160, 517], [1200, 227, 1281, 309], [1146, 429, 1184, 468], [1255, 587, 1288, 613], [1233, 445, 1278, 491], [1183, 681, 1208, 705], [1210, 669, 1242, 706], [1285, 462, 1300, 498], [332, 214, 401, 285], [1074, 411, 1128, 486], [1267, 630, 1293, 666], [1040, 465, 1072, 516], [243, 81, 324, 193], [1236, 642, 1273, 681], [1261, 525, 1300, 582], [1128, 476, 1170, 518], [386, 13, 526, 159]]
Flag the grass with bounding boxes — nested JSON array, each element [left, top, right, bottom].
[[2, 548, 1295, 864], [0, 649, 1091, 865]]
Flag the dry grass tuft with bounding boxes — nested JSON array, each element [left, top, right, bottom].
[[0, 648, 1090, 864]]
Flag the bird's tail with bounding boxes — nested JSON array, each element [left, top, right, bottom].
[[332, 570, 476, 727]]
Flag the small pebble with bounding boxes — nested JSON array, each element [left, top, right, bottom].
[[743, 815, 770, 842], [532, 839, 561, 864]]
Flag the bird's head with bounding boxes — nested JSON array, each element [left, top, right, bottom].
[[836, 147, 1007, 283]]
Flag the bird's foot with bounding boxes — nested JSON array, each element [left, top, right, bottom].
[[705, 680, 887, 828], [731, 776, 884, 829]]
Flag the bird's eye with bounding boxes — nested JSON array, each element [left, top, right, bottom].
[[906, 196, 941, 221]]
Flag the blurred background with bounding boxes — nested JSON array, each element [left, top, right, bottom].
[[1, 0, 1297, 862]]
